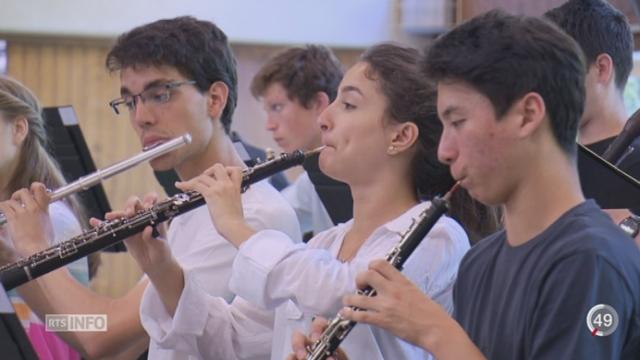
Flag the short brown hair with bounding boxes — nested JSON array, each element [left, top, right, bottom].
[[251, 45, 343, 108]]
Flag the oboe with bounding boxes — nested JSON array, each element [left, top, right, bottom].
[[0, 133, 192, 227], [306, 183, 460, 360], [0, 147, 322, 290]]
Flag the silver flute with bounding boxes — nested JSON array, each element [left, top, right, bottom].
[[306, 183, 460, 360], [0, 133, 192, 227], [0, 147, 322, 290]]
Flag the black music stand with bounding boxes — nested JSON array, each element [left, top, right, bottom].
[[302, 152, 353, 225], [0, 284, 38, 359], [578, 144, 640, 210], [42, 106, 124, 252]]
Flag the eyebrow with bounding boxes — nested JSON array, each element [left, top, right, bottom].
[[440, 105, 462, 120], [340, 85, 364, 97], [120, 78, 174, 96]]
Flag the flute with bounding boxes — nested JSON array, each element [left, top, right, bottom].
[[0, 133, 193, 227], [306, 183, 460, 360], [0, 147, 322, 290]]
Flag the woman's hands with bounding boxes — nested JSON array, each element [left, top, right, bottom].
[[176, 164, 255, 247], [287, 317, 349, 360], [0, 182, 54, 257]]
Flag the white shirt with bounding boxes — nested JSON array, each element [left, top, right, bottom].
[[146, 180, 302, 359], [141, 201, 469, 360], [282, 172, 335, 234]]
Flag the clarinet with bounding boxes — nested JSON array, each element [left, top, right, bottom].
[[0, 147, 322, 290], [306, 183, 460, 360]]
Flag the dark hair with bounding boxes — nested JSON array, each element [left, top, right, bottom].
[[424, 10, 586, 156], [251, 45, 343, 107], [545, 0, 633, 90], [106, 16, 238, 133], [361, 43, 500, 243]]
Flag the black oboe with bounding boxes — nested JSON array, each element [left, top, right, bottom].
[[306, 183, 460, 360], [0, 148, 322, 290]]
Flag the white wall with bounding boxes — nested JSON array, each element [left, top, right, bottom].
[[0, 0, 396, 47]]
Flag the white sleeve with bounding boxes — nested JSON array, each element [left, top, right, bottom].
[[140, 269, 274, 360], [228, 229, 398, 317], [281, 173, 313, 234]]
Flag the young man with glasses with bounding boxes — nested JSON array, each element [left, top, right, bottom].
[[1, 16, 300, 359]]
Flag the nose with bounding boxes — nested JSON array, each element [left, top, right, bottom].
[[265, 115, 278, 131], [131, 98, 155, 128], [318, 102, 333, 132], [437, 127, 457, 165]]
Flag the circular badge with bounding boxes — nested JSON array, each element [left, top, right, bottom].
[[586, 304, 619, 337]]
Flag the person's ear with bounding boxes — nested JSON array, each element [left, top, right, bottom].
[[387, 121, 419, 155], [593, 53, 615, 86], [516, 92, 546, 138], [12, 116, 29, 146], [206, 81, 230, 121]]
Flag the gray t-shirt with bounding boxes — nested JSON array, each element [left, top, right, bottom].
[[453, 200, 640, 359]]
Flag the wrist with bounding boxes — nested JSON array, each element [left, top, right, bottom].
[[145, 256, 181, 280], [219, 220, 255, 248], [619, 214, 640, 238], [421, 317, 483, 360], [15, 242, 48, 258]]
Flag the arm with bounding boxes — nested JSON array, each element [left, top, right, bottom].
[[340, 259, 486, 360], [139, 267, 274, 359], [228, 228, 399, 315], [0, 184, 152, 358], [230, 216, 466, 317], [527, 252, 635, 359], [603, 209, 640, 246], [17, 272, 149, 359]]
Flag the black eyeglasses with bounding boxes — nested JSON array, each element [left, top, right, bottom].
[[108, 80, 197, 115]]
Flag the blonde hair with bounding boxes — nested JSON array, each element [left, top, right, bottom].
[[0, 76, 101, 275], [0, 76, 87, 223]]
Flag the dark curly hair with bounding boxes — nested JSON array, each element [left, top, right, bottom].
[[106, 16, 238, 133]]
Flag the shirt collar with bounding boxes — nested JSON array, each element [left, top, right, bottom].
[[379, 201, 431, 235]]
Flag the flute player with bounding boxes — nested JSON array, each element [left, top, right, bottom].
[[0, 17, 300, 359]]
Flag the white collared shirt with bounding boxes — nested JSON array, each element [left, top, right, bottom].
[[282, 171, 335, 235], [144, 180, 301, 359], [141, 201, 469, 360]]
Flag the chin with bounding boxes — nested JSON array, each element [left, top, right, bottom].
[[318, 157, 346, 184], [149, 157, 177, 172]]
